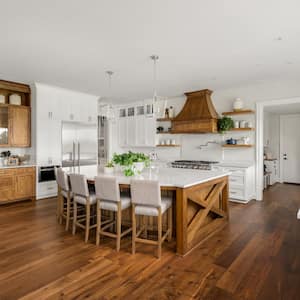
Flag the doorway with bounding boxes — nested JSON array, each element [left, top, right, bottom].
[[256, 97, 300, 200], [280, 114, 300, 184]]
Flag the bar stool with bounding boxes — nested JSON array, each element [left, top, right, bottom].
[[69, 174, 97, 242], [56, 168, 73, 231], [130, 179, 172, 259], [95, 176, 132, 251]]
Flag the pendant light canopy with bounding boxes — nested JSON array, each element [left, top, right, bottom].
[[150, 55, 160, 117], [99, 70, 115, 120]]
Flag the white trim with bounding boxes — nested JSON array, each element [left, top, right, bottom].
[[256, 97, 300, 201]]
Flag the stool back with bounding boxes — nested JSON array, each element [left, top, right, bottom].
[[69, 174, 89, 197], [95, 176, 120, 202], [131, 179, 161, 207], [56, 168, 69, 192]]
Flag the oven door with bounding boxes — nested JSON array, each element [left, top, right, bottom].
[[38, 166, 58, 183]]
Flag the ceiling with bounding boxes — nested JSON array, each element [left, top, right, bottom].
[[1, 0, 300, 102]]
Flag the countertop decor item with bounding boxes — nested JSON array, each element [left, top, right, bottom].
[[218, 116, 234, 133], [104, 161, 114, 174], [226, 138, 237, 145], [233, 98, 244, 111], [9, 94, 22, 105], [112, 151, 150, 176]]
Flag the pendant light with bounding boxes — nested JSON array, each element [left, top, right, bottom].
[[99, 70, 115, 120], [150, 55, 160, 117]]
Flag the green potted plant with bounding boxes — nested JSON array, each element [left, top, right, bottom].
[[112, 151, 150, 176], [104, 160, 114, 174], [217, 116, 234, 133]]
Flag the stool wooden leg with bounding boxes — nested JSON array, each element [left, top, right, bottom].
[[72, 201, 77, 235], [116, 202, 121, 251], [143, 215, 148, 238], [167, 206, 172, 242], [65, 194, 71, 231], [132, 204, 136, 255], [157, 208, 162, 259], [85, 201, 91, 243], [96, 200, 101, 246]]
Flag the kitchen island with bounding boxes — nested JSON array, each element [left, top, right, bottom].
[[63, 165, 230, 256]]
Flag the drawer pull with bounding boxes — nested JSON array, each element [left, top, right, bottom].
[[47, 187, 55, 190]]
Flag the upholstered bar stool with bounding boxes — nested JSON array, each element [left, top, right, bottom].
[[130, 179, 172, 259], [56, 168, 73, 231], [95, 176, 132, 251], [69, 174, 97, 242]]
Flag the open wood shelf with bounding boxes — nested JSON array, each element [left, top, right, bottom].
[[222, 110, 255, 116], [222, 144, 253, 148], [156, 118, 174, 122], [156, 144, 181, 147], [229, 128, 254, 131]]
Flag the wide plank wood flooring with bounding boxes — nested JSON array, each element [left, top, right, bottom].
[[0, 183, 300, 300]]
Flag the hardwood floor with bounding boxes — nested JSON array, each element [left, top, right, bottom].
[[0, 183, 299, 300]]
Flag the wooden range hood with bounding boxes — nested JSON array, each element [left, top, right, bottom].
[[171, 89, 219, 133]]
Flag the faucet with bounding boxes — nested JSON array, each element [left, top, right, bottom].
[[198, 140, 219, 150]]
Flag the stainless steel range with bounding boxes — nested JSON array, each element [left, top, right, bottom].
[[171, 160, 219, 170]]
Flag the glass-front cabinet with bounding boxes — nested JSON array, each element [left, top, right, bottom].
[[0, 106, 9, 145]]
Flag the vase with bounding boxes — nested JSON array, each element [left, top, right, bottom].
[[133, 162, 145, 174], [233, 98, 243, 111], [104, 167, 114, 174]]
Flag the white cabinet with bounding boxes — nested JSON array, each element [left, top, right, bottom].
[[136, 115, 146, 146], [118, 117, 128, 147], [212, 164, 255, 203], [145, 116, 156, 146], [35, 83, 99, 165], [117, 103, 156, 148], [127, 117, 136, 146]]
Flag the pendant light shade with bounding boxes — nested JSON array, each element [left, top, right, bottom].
[[150, 55, 160, 117], [99, 70, 115, 121]]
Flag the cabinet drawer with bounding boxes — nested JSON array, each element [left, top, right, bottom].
[[0, 168, 15, 176], [229, 187, 244, 199], [229, 175, 244, 185], [38, 181, 58, 198], [224, 167, 245, 176], [15, 167, 35, 174]]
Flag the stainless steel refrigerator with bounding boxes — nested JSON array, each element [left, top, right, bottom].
[[62, 121, 98, 167]]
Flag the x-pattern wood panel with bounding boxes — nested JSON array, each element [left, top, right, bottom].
[[176, 176, 229, 255]]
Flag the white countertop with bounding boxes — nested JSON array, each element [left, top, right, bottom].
[[216, 161, 255, 168], [0, 163, 36, 169], [62, 165, 230, 188]]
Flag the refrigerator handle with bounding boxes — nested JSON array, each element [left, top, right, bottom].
[[72, 141, 76, 167], [78, 142, 80, 167]]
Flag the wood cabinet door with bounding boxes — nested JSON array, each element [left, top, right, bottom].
[[9, 106, 31, 147], [15, 168, 35, 200], [0, 170, 15, 202]]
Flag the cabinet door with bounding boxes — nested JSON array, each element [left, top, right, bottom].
[[127, 117, 136, 146], [15, 168, 35, 200], [118, 118, 127, 147], [0, 170, 15, 202], [9, 106, 30, 147], [36, 118, 61, 165], [145, 116, 156, 146], [0, 106, 9, 146], [136, 116, 146, 146]]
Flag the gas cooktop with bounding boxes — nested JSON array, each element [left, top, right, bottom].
[[171, 160, 219, 170]]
